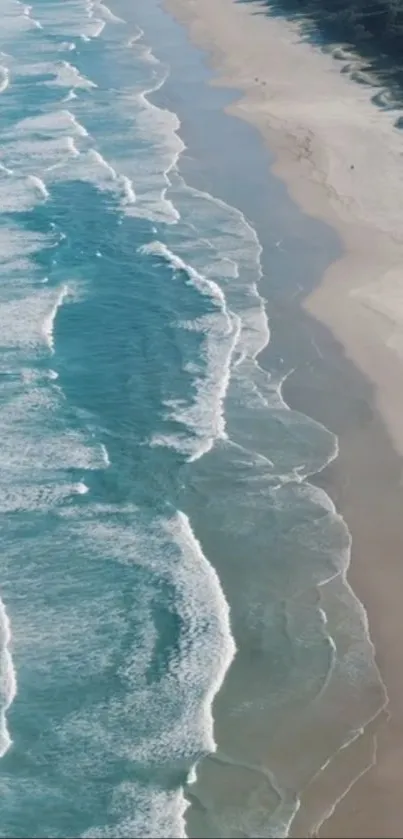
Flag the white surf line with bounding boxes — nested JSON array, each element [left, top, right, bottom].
[[127, 28, 183, 223], [53, 61, 97, 90], [100, 443, 111, 467], [84, 1, 105, 37], [75, 481, 89, 494], [59, 41, 77, 53], [173, 510, 236, 788], [0, 597, 17, 758], [139, 241, 240, 459], [143, 79, 183, 224], [120, 174, 136, 205], [308, 604, 337, 705], [44, 136, 80, 173], [17, 0, 42, 29], [42, 285, 69, 354], [66, 136, 80, 157], [94, 0, 124, 23], [84, 148, 136, 203], [90, 19, 106, 38], [139, 241, 229, 309], [27, 175, 50, 200], [0, 66, 9, 94], [63, 109, 90, 137], [86, 0, 124, 24], [88, 148, 117, 179], [127, 27, 144, 48], [0, 162, 13, 176], [63, 89, 77, 102]]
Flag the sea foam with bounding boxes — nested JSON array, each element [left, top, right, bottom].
[[0, 598, 16, 758], [0, 4, 386, 838], [0, 65, 10, 93], [140, 241, 240, 459]]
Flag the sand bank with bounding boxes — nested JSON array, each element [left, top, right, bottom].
[[163, 0, 403, 836]]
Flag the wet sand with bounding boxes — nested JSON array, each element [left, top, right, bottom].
[[163, 0, 403, 836]]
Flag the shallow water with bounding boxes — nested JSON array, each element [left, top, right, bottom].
[[0, 1, 386, 836]]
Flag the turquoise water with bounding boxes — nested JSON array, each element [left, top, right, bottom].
[[0, 1, 386, 836]]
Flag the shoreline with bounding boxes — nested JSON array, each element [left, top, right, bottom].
[[164, 0, 403, 459], [162, 0, 403, 836]]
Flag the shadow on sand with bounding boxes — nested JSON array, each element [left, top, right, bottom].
[[237, 0, 403, 124]]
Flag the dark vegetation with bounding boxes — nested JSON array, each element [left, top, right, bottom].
[[240, 0, 403, 102]]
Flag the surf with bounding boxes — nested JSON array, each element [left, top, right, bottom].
[[0, 2, 387, 838]]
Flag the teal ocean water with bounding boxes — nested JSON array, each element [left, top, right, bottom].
[[0, 1, 386, 836]]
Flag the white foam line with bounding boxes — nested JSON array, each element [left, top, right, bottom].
[[267, 364, 340, 484], [41, 137, 78, 172], [127, 28, 143, 47], [67, 136, 80, 157], [27, 175, 49, 200], [87, 2, 106, 39], [112, 46, 183, 223], [190, 316, 241, 461], [42, 285, 69, 353], [308, 605, 337, 705], [95, 1, 124, 23], [0, 162, 13, 176], [75, 481, 89, 495], [0, 66, 9, 94], [139, 241, 227, 310], [51, 61, 97, 90], [100, 443, 111, 467], [140, 241, 240, 459], [140, 79, 184, 224], [120, 174, 136, 204], [60, 41, 77, 53], [178, 176, 267, 358], [88, 148, 117, 179], [63, 110, 89, 137], [0, 598, 17, 758], [173, 511, 236, 749], [90, 19, 106, 38], [91, 33, 178, 223], [18, 0, 43, 30]]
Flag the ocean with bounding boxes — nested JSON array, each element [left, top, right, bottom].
[[0, 0, 386, 836]]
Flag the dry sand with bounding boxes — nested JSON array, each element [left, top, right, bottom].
[[163, 0, 403, 836]]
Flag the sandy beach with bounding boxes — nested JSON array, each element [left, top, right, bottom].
[[162, 0, 403, 835]]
